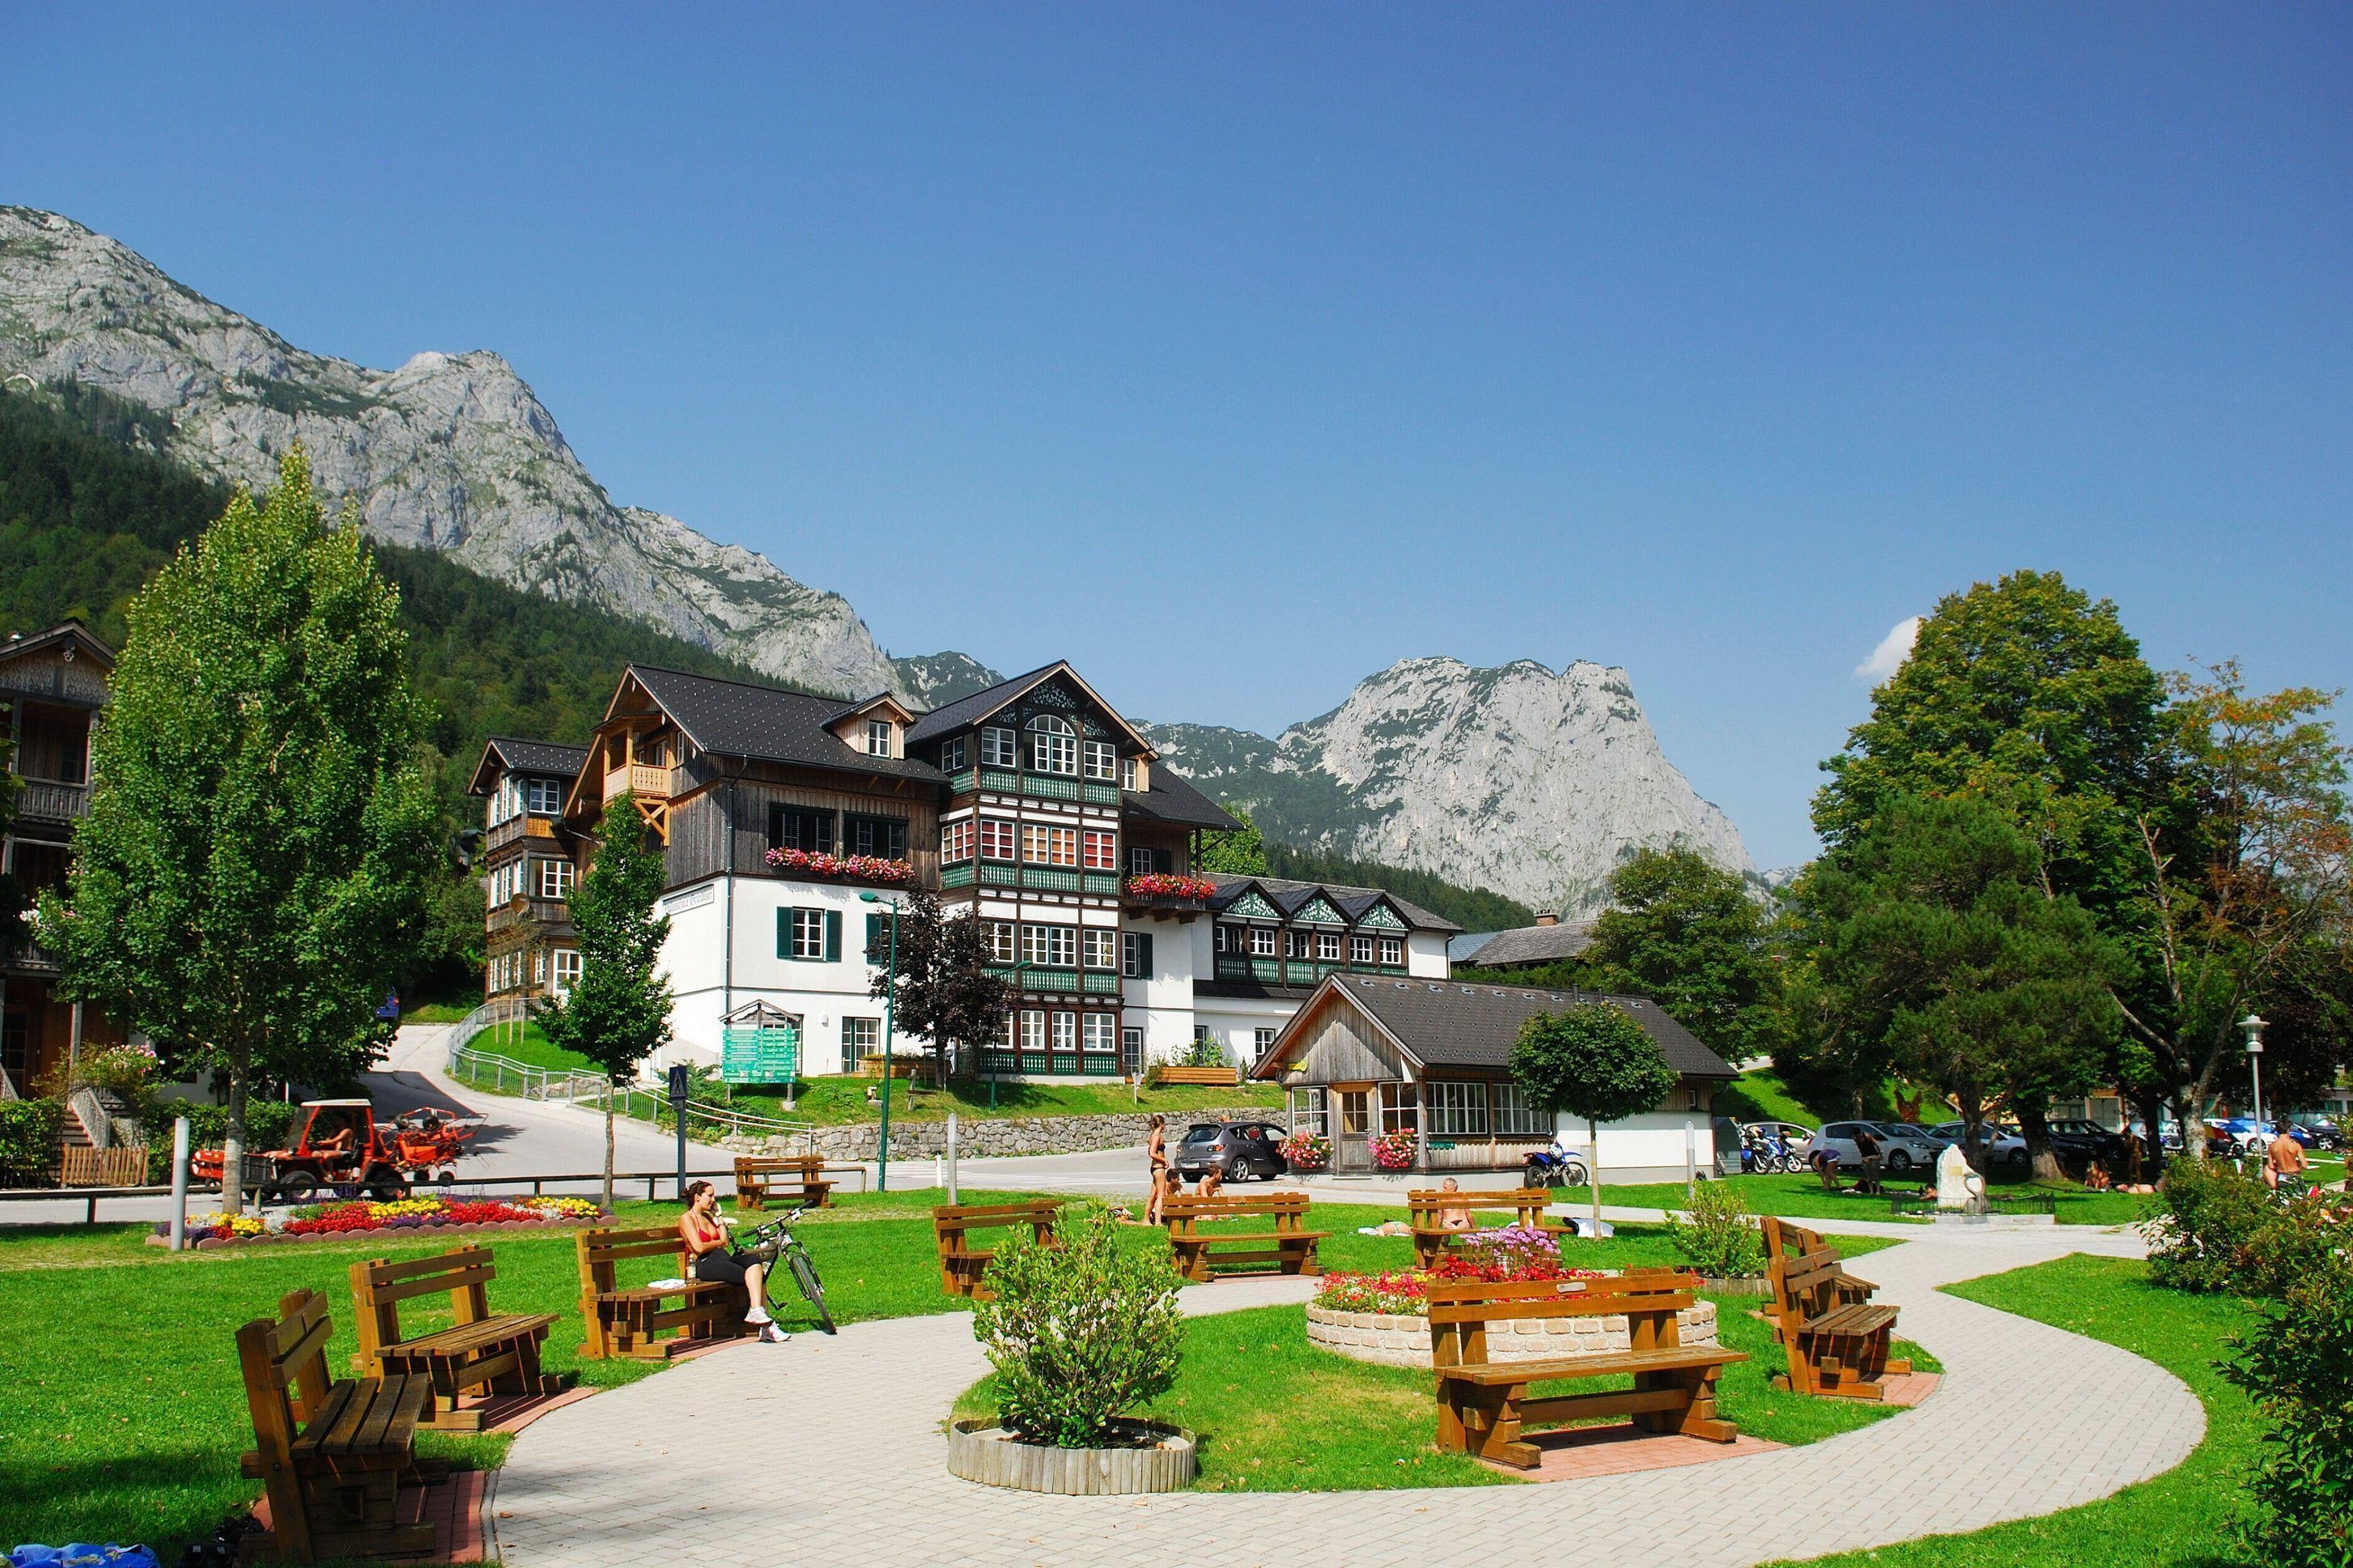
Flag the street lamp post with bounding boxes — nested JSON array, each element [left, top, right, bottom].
[[862, 892, 900, 1192], [2241, 1013, 2267, 1132]]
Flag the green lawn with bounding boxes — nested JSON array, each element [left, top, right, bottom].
[[1716, 1067, 1899, 1127], [1781, 1253, 2257, 1568], [1599, 1170, 2151, 1227]]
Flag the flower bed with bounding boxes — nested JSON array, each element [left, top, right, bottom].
[[1123, 873, 1219, 902], [1279, 1131, 1332, 1171], [150, 1194, 605, 1247], [1307, 1253, 1718, 1369], [763, 848, 915, 885]]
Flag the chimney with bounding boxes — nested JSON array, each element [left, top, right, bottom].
[[1534, 911, 1558, 928]]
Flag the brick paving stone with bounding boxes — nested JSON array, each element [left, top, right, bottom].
[[493, 1229, 2195, 1568]]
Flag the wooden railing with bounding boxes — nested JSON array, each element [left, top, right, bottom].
[[15, 779, 88, 820], [603, 763, 674, 803]]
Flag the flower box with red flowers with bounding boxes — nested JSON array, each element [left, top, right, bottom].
[[1369, 1127, 1418, 1171], [1123, 873, 1220, 903], [763, 848, 915, 886]]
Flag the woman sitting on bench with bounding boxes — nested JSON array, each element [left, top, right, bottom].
[[681, 1180, 785, 1343]]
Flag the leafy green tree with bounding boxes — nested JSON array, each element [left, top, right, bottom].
[[533, 794, 673, 1210], [1798, 795, 2117, 1179], [40, 449, 438, 1212], [1196, 808, 1269, 876], [1510, 1004, 1681, 1235], [1574, 848, 1783, 1061], [865, 884, 1014, 1078]]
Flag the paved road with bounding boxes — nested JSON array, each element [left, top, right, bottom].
[[491, 1225, 2189, 1568]]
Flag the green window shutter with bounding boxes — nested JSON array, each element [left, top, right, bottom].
[[824, 909, 843, 962], [866, 911, 889, 958], [1138, 933, 1153, 976], [776, 907, 791, 959]]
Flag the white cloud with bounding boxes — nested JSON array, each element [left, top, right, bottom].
[[1855, 616, 1922, 683]]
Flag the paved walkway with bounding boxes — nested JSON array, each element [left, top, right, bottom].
[[491, 1227, 2197, 1568]]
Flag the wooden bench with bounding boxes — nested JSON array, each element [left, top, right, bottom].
[[1427, 1269, 1745, 1469], [350, 1246, 558, 1430], [237, 1287, 434, 1562], [1761, 1216, 1911, 1400], [932, 1200, 1061, 1300], [1157, 1064, 1240, 1087], [1162, 1192, 1327, 1281], [733, 1154, 835, 1211], [576, 1223, 750, 1360], [62, 1145, 150, 1187], [1404, 1186, 1573, 1269]]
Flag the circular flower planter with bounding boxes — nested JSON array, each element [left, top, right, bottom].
[[946, 1417, 1198, 1494], [1306, 1297, 1720, 1370]]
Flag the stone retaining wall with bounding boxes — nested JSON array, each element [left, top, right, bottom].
[[728, 1107, 1272, 1162], [1306, 1298, 1719, 1370]]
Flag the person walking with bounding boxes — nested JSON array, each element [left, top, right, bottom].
[[1145, 1114, 1170, 1224], [2264, 1124, 2308, 1193]]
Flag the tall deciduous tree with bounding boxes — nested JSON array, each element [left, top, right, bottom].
[[1196, 809, 1269, 876], [866, 885, 1015, 1077], [41, 449, 438, 1211], [1510, 1004, 1681, 1236], [2113, 665, 2353, 1154], [1574, 848, 1783, 1061], [533, 795, 672, 1211], [1799, 795, 2118, 1179]]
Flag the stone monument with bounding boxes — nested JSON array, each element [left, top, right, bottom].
[[1935, 1142, 1987, 1214]]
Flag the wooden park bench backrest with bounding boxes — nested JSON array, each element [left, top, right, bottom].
[[933, 1200, 1060, 1253], [577, 1223, 693, 1298], [1762, 1217, 1860, 1319], [1426, 1269, 1698, 1371], [350, 1245, 496, 1371], [61, 1145, 150, 1188], [1404, 1187, 1558, 1226], [1161, 1190, 1313, 1233], [236, 1288, 343, 1560]]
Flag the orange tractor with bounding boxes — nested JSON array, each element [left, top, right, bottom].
[[193, 1098, 478, 1205]]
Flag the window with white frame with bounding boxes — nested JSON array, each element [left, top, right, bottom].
[[533, 950, 547, 986], [784, 907, 829, 961], [940, 736, 967, 773], [1425, 1081, 1490, 1137], [1285, 930, 1310, 959], [981, 727, 1017, 767], [842, 1016, 879, 1071], [1253, 1026, 1276, 1060], [1121, 757, 1140, 791], [1026, 715, 1078, 776], [1249, 927, 1276, 957], [1213, 924, 1232, 954], [526, 777, 565, 814], [941, 820, 975, 861], [1022, 923, 1077, 967], [1294, 1086, 1329, 1137], [1378, 936, 1404, 967], [978, 817, 1017, 860], [1081, 740, 1117, 780], [1050, 1010, 1077, 1054], [1083, 1013, 1115, 1055], [1082, 830, 1117, 869], [537, 859, 575, 900], [1081, 928, 1118, 970], [1021, 824, 1077, 866], [1351, 934, 1374, 966], [1492, 1081, 1552, 1136], [1019, 1009, 1047, 1053], [1316, 933, 1341, 962], [1121, 931, 1152, 978], [490, 775, 521, 826], [986, 921, 1018, 964], [865, 719, 894, 758], [551, 948, 581, 992]]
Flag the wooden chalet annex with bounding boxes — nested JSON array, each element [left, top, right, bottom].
[[1251, 974, 1737, 1183]]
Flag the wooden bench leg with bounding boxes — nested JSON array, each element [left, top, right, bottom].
[[1455, 1383, 1539, 1469], [1648, 1365, 1737, 1443]]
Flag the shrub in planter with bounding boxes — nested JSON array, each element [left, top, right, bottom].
[[1667, 1179, 1765, 1279], [974, 1202, 1185, 1448], [2145, 1157, 2282, 1294], [0, 1099, 63, 1179], [1279, 1130, 1331, 1171]]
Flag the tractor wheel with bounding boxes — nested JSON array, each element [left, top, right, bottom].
[[277, 1171, 320, 1206]]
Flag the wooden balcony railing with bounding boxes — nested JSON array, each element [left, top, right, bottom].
[[603, 763, 674, 804], [15, 780, 89, 821]]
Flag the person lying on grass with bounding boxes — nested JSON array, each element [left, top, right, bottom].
[[682, 1179, 788, 1343]]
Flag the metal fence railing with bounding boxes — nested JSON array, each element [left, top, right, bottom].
[[443, 1024, 818, 1149]]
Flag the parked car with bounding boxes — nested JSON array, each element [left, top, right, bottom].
[[2044, 1118, 2133, 1171], [1171, 1120, 1289, 1183], [1815, 1120, 1943, 1175], [2207, 1118, 2313, 1156], [2292, 1118, 2342, 1151], [1926, 1122, 2032, 1171]]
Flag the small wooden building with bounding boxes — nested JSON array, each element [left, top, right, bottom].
[[1251, 975, 1736, 1183]]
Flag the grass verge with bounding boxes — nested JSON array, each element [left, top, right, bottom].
[[1600, 1170, 2150, 1227]]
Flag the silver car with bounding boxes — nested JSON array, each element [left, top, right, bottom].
[[1815, 1120, 1944, 1176], [1926, 1122, 2031, 1171]]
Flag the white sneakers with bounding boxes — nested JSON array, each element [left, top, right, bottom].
[[745, 1306, 773, 1325], [759, 1323, 792, 1345]]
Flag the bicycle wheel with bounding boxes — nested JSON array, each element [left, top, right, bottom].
[[788, 1248, 836, 1335]]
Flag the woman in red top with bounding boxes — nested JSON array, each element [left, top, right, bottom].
[[681, 1179, 784, 1341]]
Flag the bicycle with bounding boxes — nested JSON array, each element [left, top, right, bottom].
[[736, 1204, 837, 1335]]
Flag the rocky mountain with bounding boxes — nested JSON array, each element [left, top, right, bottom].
[[1145, 658, 1756, 918], [890, 650, 1004, 709], [0, 206, 959, 700]]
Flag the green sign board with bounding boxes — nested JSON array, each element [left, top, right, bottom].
[[721, 1024, 800, 1085]]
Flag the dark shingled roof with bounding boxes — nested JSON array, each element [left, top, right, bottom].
[[1303, 975, 1735, 1078], [1461, 920, 1599, 968], [1208, 874, 1462, 935], [902, 663, 1065, 746], [1124, 767, 1242, 831], [485, 737, 590, 776], [630, 666, 943, 784]]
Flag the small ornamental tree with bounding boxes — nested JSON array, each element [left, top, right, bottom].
[[1196, 809, 1269, 876], [1510, 1003, 1681, 1236], [868, 885, 1015, 1078], [533, 795, 672, 1212], [974, 1202, 1185, 1448]]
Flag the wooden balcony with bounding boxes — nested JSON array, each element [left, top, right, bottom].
[[603, 763, 675, 804], [15, 780, 88, 822]]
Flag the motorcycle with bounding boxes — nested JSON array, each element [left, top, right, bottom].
[[1522, 1141, 1592, 1190]]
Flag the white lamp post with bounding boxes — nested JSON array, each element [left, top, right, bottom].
[[2240, 1013, 2267, 1132]]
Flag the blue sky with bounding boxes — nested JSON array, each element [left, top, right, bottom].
[[6, 6, 2348, 869]]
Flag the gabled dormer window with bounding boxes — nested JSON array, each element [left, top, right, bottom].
[[981, 726, 1017, 768], [1026, 715, 1077, 776], [865, 719, 894, 759], [526, 777, 565, 814]]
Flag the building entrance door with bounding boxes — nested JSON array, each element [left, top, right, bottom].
[[1334, 1086, 1373, 1171]]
